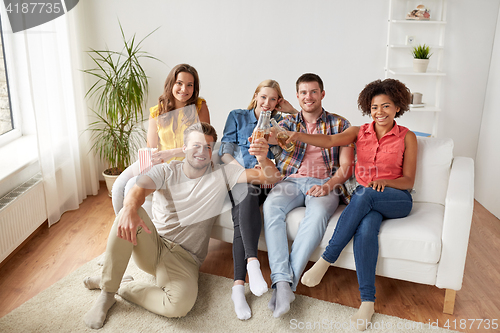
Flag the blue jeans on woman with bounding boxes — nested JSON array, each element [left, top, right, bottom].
[[322, 185, 413, 302]]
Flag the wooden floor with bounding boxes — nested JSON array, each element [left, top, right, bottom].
[[1, 182, 499, 332]]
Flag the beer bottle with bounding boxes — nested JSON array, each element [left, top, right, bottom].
[[270, 118, 295, 152], [251, 111, 271, 142]]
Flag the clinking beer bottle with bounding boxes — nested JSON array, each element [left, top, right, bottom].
[[270, 118, 295, 152], [251, 110, 271, 143]]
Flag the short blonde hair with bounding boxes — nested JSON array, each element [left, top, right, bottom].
[[247, 79, 284, 117]]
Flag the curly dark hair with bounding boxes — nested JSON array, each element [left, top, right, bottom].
[[357, 79, 411, 118]]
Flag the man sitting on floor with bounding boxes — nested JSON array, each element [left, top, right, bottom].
[[83, 122, 281, 329]]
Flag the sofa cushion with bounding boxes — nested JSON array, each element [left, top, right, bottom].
[[412, 137, 454, 205], [286, 202, 443, 264], [378, 202, 443, 263]]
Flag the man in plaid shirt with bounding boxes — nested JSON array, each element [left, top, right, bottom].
[[264, 73, 354, 318]]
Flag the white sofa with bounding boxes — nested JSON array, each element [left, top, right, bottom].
[[210, 136, 474, 314], [113, 136, 474, 314]]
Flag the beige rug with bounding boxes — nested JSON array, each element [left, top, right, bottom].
[[0, 255, 458, 332]]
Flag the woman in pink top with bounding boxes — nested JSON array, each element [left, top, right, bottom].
[[287, 79, 417, 331]]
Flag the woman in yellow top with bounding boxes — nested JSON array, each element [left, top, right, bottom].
[[112, 63, 210, 213], [148, 63, 211, 164]]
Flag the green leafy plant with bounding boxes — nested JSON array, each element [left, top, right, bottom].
[[411, 44, 432, 59], [84, 24, 160, 175]]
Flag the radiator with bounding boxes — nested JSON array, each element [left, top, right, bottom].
[[0, 173, 47, 264]]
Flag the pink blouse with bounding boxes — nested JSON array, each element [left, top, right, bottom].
[[355, 121, 409, 187]]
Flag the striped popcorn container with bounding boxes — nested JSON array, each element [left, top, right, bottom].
[[138, 148, 157, 174]]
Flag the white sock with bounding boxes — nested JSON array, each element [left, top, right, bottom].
[[247, 260, 268, 296], [83, 290, 116, 329], [231, 285, 251, 320], [83, 276, 101, 290], [83, 275, 134, 290]]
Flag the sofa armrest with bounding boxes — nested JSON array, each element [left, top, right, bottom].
[[436, 156, 474, 290]]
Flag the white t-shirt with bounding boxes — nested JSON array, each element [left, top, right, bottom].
[[143, 160, 244, 265]]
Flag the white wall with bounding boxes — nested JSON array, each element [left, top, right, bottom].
[[76, 0, 499, 159], [440, 1, 499, 158], [78, 0, 387, 138], [475, 6, 500, 219]]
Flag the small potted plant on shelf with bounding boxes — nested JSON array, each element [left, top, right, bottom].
[[412, 44, 432, 73], [84, 24, 159, 196]]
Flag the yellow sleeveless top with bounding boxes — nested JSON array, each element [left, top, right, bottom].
[[149, 98, 205, 162]]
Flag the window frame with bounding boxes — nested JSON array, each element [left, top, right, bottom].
[[0, 14, 21, 148]]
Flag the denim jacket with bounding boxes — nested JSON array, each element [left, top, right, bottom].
[[218, 108, 282, 169]]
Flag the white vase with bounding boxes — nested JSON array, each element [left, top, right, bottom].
[[102, 170, 119, 197], [413, 58, 430, 73]]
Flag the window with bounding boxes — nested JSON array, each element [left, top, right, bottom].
[[0, 15, 13, 137], [0, 12, 40, 199]]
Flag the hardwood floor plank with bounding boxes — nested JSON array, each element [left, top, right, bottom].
[[0, 184, 499, 333], [0, 182, 115, 318]]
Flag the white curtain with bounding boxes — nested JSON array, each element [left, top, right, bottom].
[[5, 8, 99, 225]]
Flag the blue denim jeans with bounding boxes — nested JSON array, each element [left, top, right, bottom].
[[263, 177, 340, 291], [322, 185, 413, 302]]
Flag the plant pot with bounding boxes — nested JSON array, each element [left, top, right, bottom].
[[413, 58, 430, 73], [102, 170, 119, 197]]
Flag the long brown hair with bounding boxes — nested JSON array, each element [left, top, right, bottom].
[[157, 64, 201, 130]]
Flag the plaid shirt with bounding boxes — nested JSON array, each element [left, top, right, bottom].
[[276, 109, 354, 202]]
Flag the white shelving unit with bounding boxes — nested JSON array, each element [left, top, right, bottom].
[[384, 0, 447, 137]]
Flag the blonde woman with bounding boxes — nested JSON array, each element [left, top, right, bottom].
[[219, 79, 296, 320]]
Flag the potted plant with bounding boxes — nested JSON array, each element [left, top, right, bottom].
[[412, 44, 432, 73], [84, 25, 159, 196]]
